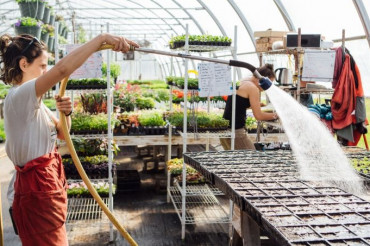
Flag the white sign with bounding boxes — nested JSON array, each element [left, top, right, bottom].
[[65, 44, 103, 79], [198, 63, 232, 97], [302, 49, 336, 82]]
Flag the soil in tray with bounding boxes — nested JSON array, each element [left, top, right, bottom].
[[302, 196, 338, 204], [346, 223, 370, 237], [331, 195, 365, 204], [263, 188, 295, 196], [299, 214, 336, 225], [315, 204, 353, 213], [290, 188, 321, 196], [315, 187, 347, 195], [329, 213, 369, 224], [228, 182, 256, 189], [344, 203, 370, 212], [327, 239, 369, 245], [256, 205, 291, 216], [237, 189, 266, 197], [279, 181, 310, 189], [277, 226, 322, 241], [287, 205, 323, 214], [312, 225, 356, 240], [248, 197, 279, 206], [265, 215, 303, 226], [253, 182, 283, 189], [275, 197, 309, 205]]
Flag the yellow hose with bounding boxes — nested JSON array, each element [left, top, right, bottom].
[[59, 44, 137, 246], [0, 183, 3, 246]]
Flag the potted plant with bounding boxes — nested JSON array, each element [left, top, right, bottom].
[[55, 15, 65, 34], [48, 9, 55, 25], [40, 24, 53, 44], [14, 17, 43, 39], [16, 0, 46, 20], [42, 4, 52, 24]]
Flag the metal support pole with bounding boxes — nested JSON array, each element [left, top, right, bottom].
[[181, 24, 189, 240], [231, 26, 238, 151], [107, 23, 114, 242]]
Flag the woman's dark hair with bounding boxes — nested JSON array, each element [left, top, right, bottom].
[[0, 34, 47, 85], [257, 63, 275, 80]]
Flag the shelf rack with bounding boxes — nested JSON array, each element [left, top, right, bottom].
[[66, 197, 110, 223]]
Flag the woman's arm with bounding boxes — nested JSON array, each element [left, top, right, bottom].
[[248, 85, 278, 121], [35, 34, 138, 98]]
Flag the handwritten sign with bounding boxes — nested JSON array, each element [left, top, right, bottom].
[[198, 63, 232, 97], [302, 49, 336, 82], [65, 44, 103, 79]]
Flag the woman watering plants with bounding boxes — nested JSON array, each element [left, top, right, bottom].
[[220, 64, 279, 150], [0, 33, 138, 245]]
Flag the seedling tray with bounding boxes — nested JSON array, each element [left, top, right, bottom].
[[183, 150, 370, 245]]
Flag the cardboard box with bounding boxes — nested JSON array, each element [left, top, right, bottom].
[[256, 37, 283, 44], [254, 30, 288, 38]]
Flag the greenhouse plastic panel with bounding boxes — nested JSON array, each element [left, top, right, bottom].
[[183, 150, 370, 246]]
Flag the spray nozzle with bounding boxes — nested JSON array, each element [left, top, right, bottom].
[[259, 77, 272, 90]]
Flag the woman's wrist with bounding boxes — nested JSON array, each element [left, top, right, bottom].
[[273, 113, 278, 120], [64, 110, 73, 117]]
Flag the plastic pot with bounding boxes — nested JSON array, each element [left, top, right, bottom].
[[14, 25, 41, 39], [18, 2, 45, 20]]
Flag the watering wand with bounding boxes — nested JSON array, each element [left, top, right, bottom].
[[58, 44, 272, 246], [101, 45, 273, 90]]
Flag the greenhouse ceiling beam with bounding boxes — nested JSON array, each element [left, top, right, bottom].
[[123, 0, 185, 76], [64, 17, 191, 20], [353, 0, 370, 47], [197, 0, 241, 79], [55, 7, 202, 10], [227, 0, 256, 48], [150, 0, 191, 74], [273, 0, 296, 32]]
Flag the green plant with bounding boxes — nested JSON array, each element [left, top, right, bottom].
[[58, 35, 68, 44], [43, 98, 56, 110], [80, 93, 107, 114], [245, 115, 257, 130], [136, 97, 155, 110], [16, 0, 47, 3], [0, 119, 6, 142], [138, 111, 165, 126], [14, 17, 42, 27], [0, 83, 11, 99], [41, 24, 54, 34], [102, 63, 121, 80]]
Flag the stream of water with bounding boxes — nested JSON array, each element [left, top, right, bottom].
[[265, 85, 364, 195]]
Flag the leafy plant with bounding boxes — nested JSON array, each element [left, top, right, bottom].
[[136, 97, 155, 110], [16, 0, 47, 3], [14, 17, 42, 27], [138, 111, 165, 127], [102, 62, 121, 80], [80, 92, 107, 114], [41, 24, 54, 34], [0, 119, 6, 142]]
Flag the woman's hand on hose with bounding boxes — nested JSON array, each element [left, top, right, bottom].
[[55, 95, 72, 116], [102, 33, 140, 52]]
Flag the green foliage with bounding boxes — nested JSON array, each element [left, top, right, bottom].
[[0, 83, 10, 99], [351, 157, 370, 174], [166, 111, 228, 128], [68, 78, 107, 86], [77, 24, 87, 44], [71, 113, 120, 132], [15, 17, 41, 27], [41, 24, 54, 34], [43, 98, 56, 110], [71, 138, 120, 156], [136, 97, 155, 110], [0, 119, 5, 142], [16, 0, 46, 4], [138, 111, 165, 126], [80, 93, 107, 114], [102, 63, 121, 80], [245, 116, 257, 130], [58, 35, 68, 44]]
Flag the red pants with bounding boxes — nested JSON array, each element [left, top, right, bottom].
[[12, 151, 68, 246]]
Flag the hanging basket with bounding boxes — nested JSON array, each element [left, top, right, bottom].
[[41, 32, 49, 45], [18, 2, 45, 20], [42, 7, 51, 24], [14, 25, 41, 39], [49, 14, 55, 25]]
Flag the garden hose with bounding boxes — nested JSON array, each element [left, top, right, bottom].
[[0, 183, 3, 246], [59, 79, 138, 245]]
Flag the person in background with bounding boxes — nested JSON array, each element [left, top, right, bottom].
[[0, 33, 138, 246], [220, 64, 278, 151]]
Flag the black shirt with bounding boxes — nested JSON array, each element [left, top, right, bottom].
[[223, 94, 251, 129]]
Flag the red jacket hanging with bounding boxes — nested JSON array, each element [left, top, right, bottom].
[[331, 51, 368, 146], [12, 151, 68, 246]]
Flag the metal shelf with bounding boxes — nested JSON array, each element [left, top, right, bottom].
[[179, 130, 232, 139], [173, 45, 233, 52], [66, 197, 109, 223], [174, 181, 224, 196], [70, 133, 108, 139], [168, 186, 230, 224]]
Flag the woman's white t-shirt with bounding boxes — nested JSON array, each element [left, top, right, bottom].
[[4, 79, 57, 204]]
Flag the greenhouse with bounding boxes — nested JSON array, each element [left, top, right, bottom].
[[0, 0, 370, 246]]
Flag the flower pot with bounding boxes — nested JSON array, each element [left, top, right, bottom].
[[41, 32, 49, 45], [49, 14, 55, 25], [14, 25, 41, 39], [18, 2, 45, 20], [58, 24, 64, 35], [47, 36, 54, 52], [42, 7, 51, 24]]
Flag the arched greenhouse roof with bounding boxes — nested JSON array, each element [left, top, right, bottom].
[[1, 0, 370, 94]]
